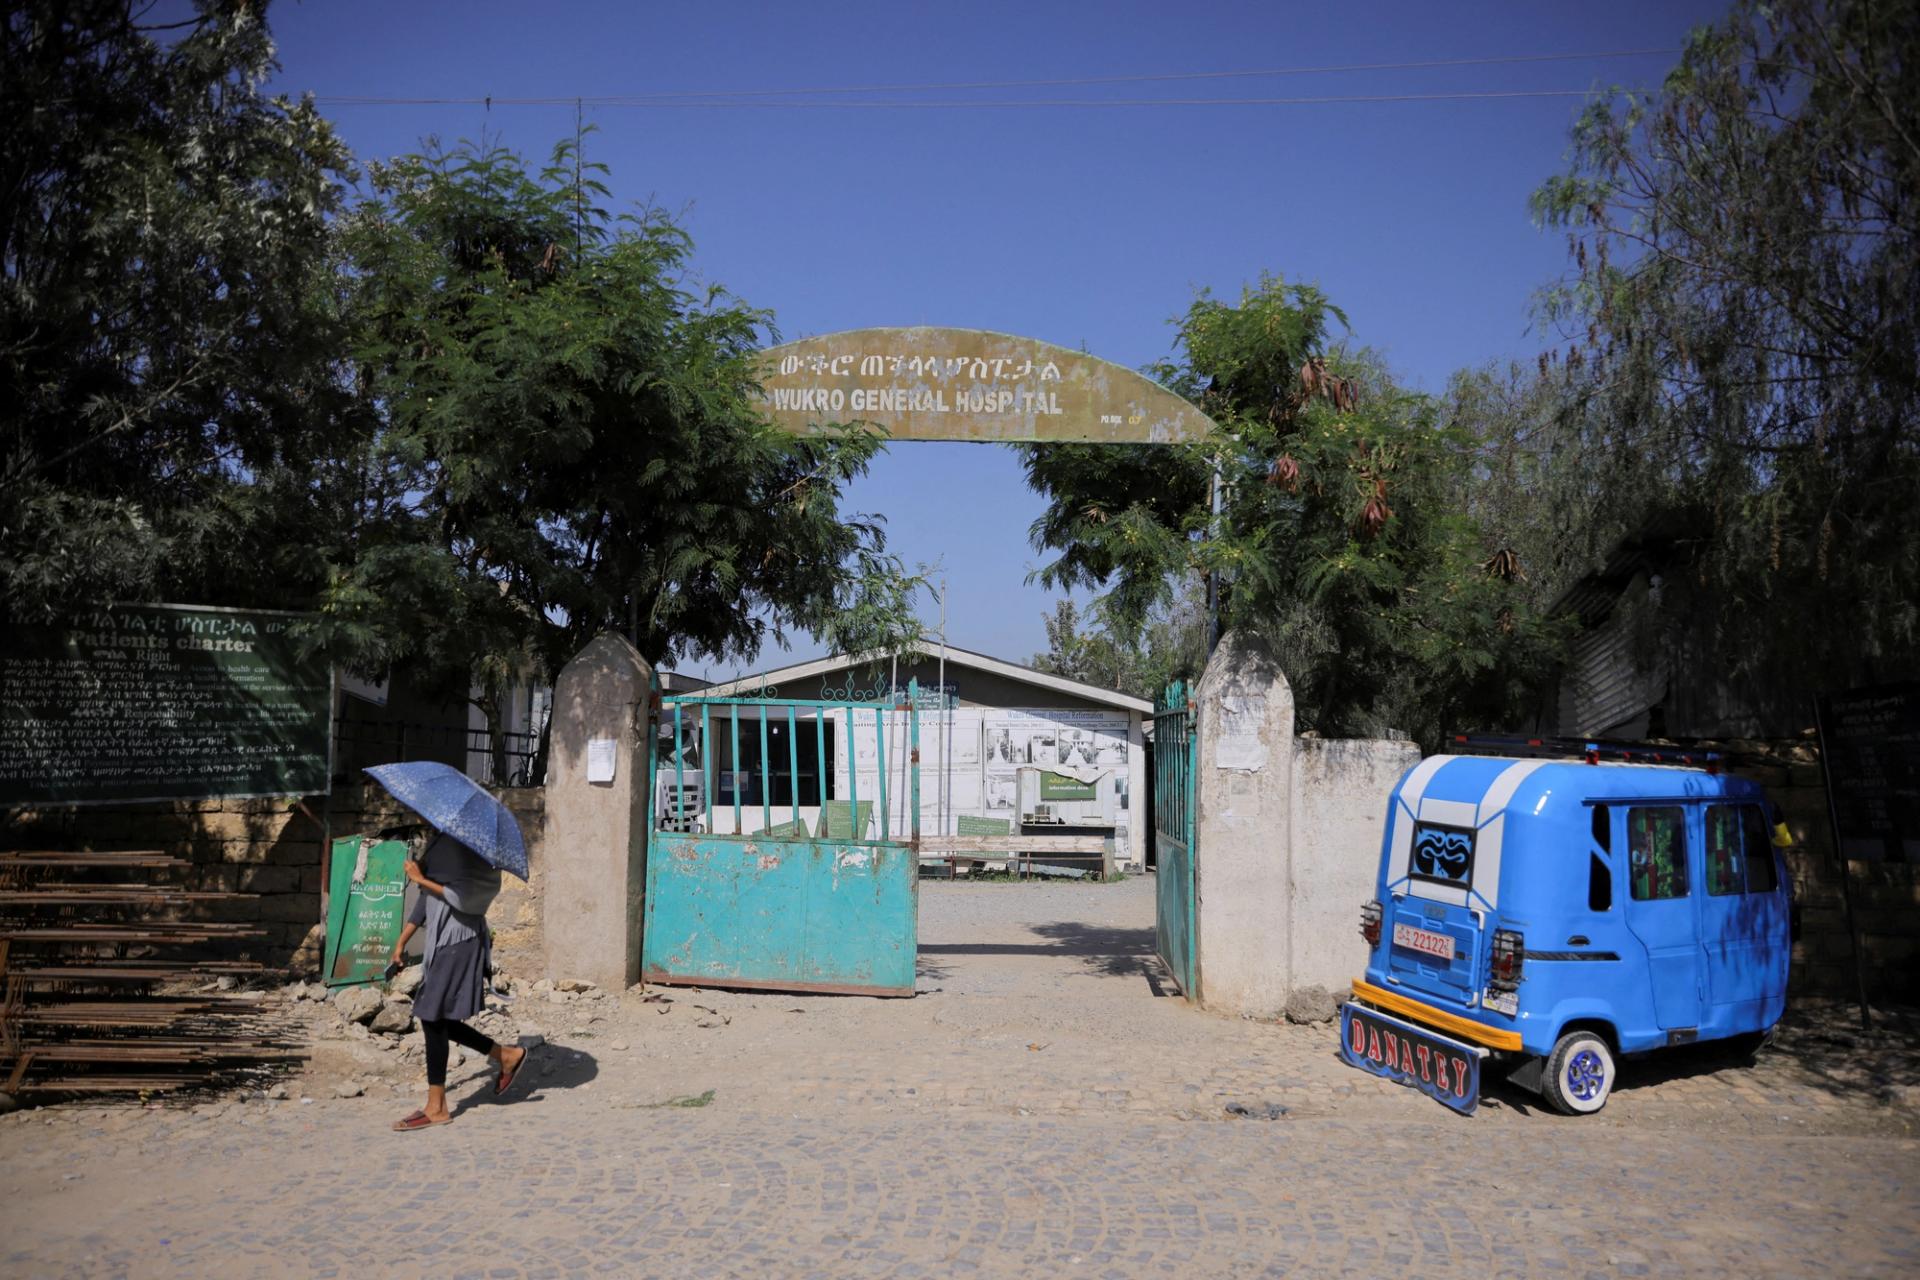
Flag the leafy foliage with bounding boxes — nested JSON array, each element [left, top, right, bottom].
[[1, 0, 355, 616], [1531, 0, 1920, 712], [1022, 276, 1565, 741], [331, 137, 919, 754], [1028, 589, 1208, 701]]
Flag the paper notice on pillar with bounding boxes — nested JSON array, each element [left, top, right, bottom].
[[1213, 695, 1268, 770], [586, 737, 617, 783]]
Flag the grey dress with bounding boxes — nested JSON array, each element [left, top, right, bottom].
[[408, 833, 501, 1023]]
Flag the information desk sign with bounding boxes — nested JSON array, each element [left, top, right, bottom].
[[1814, 682, 1920, 862], [0, 603, 332, 806], [323, 836, 411, 988], [1038, 771, 1099, 802]]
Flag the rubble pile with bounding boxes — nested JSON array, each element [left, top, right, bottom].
[[293, 970, 617, 1089]]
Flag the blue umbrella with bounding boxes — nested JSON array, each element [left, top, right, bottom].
[[363, 762, 529, 880]]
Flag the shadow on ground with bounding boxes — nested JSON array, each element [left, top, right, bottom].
[[1354, 1000, 1920, 1112], [917, 921, 1181, 994], [449, 1039, 598, 1119]]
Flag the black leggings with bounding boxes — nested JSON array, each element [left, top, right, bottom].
[[421, 1018, 496, 1087]]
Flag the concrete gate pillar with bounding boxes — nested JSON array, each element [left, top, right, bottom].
[[1192, 631, 1296, 1017], [1189, 631, 1420, 1020], [542, 632, 652, 989]]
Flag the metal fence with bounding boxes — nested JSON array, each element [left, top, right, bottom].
[[331, 716, 542, 788]]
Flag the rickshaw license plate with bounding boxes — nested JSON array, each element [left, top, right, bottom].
[[1340, 1002, 1483, 1115], [1392, 922, 1455, 960]]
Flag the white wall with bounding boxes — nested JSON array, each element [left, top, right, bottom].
[[1189, 631, 1419, 1017], [1289, 737, 1422, 997]]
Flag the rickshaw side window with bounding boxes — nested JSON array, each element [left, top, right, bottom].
[[1628, 806, 1688, 901], [1705, 805, 1746, 896], [1588, 854, 1612, 911], [1740, 805, 1779, 893], [1588, 804, 1614, 910]]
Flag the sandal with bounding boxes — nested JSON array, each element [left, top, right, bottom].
[[392, 1109, 450, 1132], [494, 1043, 533, 1097]]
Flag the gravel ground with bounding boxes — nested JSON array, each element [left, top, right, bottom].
[[3, 873, 1917, 1277]]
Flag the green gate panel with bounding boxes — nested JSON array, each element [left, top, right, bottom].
[[642, 691, 920, 998], [643, 835, 917, 996], [1154, 681, 1199, 999]]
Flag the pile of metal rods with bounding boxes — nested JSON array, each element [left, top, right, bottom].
[[1, 850, 301, 1098]]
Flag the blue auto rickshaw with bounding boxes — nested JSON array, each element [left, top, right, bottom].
[[1343, 738, 1792, 1115]]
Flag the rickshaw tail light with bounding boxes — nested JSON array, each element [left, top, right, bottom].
[[1360, 899, 1383, 947], [1490, 929, 1525, 991]]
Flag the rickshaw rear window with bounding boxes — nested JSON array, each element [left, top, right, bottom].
[[1740, 805, 1779, 893], [1410, 823, 1476, 888], [1628, 806, 1688, 901], [1706, 805, 1745, 895]]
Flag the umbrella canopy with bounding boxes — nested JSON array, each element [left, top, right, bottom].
[[362, 762, 529, 880]]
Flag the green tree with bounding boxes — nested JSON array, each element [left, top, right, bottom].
[[1531, 0, 1920, 711], [1441, 359, 1615, 615], [332, 138, 919, 769], [1, 0, 355, 617], [1022, 275, 1564, 742], [1030, 589, 1208, 702]]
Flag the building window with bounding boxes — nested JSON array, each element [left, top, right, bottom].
[[1628, 806, 1688, 901]]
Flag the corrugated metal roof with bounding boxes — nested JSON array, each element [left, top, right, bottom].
[[1561, 605, 1669, 736]]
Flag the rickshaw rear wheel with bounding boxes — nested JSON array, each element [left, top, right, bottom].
[[1543, 1030, 1615, 1115]]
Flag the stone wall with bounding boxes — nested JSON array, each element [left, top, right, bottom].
[[1729, 742, 1919, 1003], [2, 783, 545, 977]]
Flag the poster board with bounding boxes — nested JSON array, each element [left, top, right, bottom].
[[0, 603, 332, 806], [1815, 682, 1920, 862], [324, 836, 411, 987]]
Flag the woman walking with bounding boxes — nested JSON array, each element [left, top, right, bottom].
[[389, 830, 530, 1131]]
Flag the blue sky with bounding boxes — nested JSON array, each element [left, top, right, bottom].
[[264, 0, 1725, 679]]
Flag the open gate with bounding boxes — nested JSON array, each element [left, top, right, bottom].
[[1153, 681, 1198, 998], [641, 686, 921, 996]]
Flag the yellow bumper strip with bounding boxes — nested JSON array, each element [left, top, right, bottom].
[[1350, 979, 1524, 1052]]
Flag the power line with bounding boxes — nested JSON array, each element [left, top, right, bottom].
[[322, 88, 1613, 110], [314, 47, 1675, 110]]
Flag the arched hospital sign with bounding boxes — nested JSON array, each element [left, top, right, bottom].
[[756, 327, 1212, 444]]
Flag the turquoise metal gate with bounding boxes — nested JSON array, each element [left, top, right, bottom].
[[641, 686, 921, 997], [1153, 681, 1198, 998]]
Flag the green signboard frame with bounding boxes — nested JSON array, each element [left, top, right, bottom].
[[0, 602, 333, 807], [323, 836, 411, 988]]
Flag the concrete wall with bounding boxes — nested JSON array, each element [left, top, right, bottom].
[[1, 783, 545, 978], [1188, 632, 1417, 1019], [541, 633, 653, 990], [1289, 737, 1421, 999]]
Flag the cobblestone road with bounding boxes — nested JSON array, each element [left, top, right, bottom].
[[3, 876, 1918, 1277]]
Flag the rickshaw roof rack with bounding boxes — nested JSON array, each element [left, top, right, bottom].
[[1444, 732, 1724, 772]]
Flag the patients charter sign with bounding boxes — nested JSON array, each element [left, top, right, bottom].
[[0, 603, 333, 806], [755, 327, 1213, 444]]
